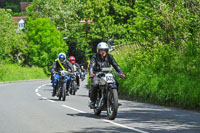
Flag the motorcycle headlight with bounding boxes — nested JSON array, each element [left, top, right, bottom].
[[61, 71, 67, 76], [100, 77, 106, 85]]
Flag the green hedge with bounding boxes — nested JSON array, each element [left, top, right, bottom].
[[112, 44, 200, 110], [0, 64, 48, 82]]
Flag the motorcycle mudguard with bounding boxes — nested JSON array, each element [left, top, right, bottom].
[[61, 79, 67, 83], [109, 84, 117, 89]]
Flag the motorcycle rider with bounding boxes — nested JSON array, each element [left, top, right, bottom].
[[68, 56, 81, 89], [80, 65, 86, 81], [89, 42, 125, 108], [51, 53, 74, 97]]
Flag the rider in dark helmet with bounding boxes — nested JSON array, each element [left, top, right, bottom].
[[88, 42, 125, 108], [51, 53, 74, 97]]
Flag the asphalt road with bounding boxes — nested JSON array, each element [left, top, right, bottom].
[[0, 79, 200, 133]]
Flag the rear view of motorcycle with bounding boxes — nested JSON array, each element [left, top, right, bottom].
[[91, 68, 124, 120]]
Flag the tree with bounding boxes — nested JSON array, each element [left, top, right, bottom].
[[26, 0, 91, 64], [25, 18, 67, 67], [0, 9, 27, 63], [80, 0, 135, 52]]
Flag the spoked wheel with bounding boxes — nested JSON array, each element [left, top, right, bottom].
[[62, 83, 66, 101], [107, 89, 118, 120], [58, 87, 62, 100], [72, 81, 76, 95], [94, 92, 101, 115]]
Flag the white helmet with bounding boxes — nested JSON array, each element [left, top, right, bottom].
[[58, 53, 66, 63], [97, 42, 109, 53]]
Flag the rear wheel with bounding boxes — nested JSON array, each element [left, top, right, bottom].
[[107, 89, 118, 120]]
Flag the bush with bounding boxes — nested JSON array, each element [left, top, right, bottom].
[[112, 43, 200, 109], [25, 18, 67, 68], [0, 63, 48, 82]]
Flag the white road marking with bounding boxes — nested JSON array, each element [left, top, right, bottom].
[[62, 105, 86, 113], [36, 84, 149, 133], [36, 93, 41, 96], [42, 97, 47, 100], [48, 99, 55, 103]]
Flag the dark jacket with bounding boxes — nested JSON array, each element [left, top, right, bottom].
[[51, 59, 74, 74], [73, 63, 81, 73], [89, 53, 123, 74]]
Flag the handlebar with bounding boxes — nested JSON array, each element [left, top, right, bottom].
[[95, 71, 125, 79], [54, 71, 75, 76]]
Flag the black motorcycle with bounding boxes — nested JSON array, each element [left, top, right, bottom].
[[91, 68, 124, 120], [69, 72, 79, 95], [55, 70, 73, 101], [80, 71, 86, 81]]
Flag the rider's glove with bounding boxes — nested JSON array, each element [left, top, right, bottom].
[[120, 73, 125, 78], [52, 72, 56, 76], [89, 74, 95, 78]]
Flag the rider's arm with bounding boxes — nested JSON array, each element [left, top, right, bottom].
[[51, 62, 57, 74], [109, 54, 123, 74], [89, 55, 96, 75], [76, 63, 81, 73], [66, 60, 74, 73]]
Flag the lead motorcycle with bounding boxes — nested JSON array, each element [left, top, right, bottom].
[[55, 70, 73, 101], [90, 68, 124, 120]]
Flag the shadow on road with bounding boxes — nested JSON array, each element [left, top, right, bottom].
[[115, 102, 200, 133], [66, 112, 107, 120], [54, 126, 134, 133], [69, 126, 135, 133]]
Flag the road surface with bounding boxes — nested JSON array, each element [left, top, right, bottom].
[[0, 79, 200, 133]]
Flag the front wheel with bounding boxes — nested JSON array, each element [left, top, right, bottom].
[[107, 89, 118, 120], [94, 92, 101, 115], [71, 81, 76, 95], [62, 83, 66, 101]]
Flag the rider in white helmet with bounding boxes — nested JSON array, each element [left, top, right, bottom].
[[88, 42, 125, 108], [51, 53, 74, 96]]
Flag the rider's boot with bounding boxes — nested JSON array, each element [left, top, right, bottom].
[[89, 86, 97, 109], [77, 83, 80, 90], [89, 101, 95, 109], [66, 87, 69, 96]]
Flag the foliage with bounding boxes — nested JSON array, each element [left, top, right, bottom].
[[2, 0, 32, 12], [112, 42, 200, 109], [0, 8, 27, 63], [0, 63, 48, 82], [26, 0, 91, 64], [11, 12, 25, 16], [110, 0, 200, 109], [25, 18, 67, 68], [80, 0, 135, 51]]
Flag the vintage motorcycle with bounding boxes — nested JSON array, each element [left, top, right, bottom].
[[69, 72, 79, 95], [91, 68, 124, 120], [55, 70, 73, 101], [80, 72, 86, 81]]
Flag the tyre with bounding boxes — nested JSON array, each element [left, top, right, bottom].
[[62, 83, 66, 101], [72, 81, 76, 95], [58, 88, 62, 100], [94, 92, 101, 115], [107, 89, 118, 120]]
